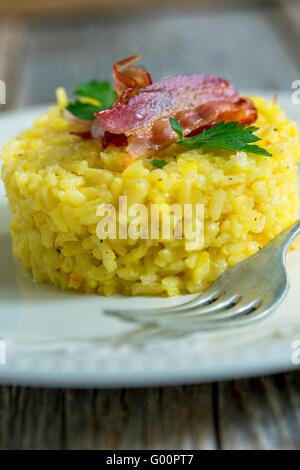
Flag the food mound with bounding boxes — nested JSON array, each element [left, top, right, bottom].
[[1, 55, 300, 296]]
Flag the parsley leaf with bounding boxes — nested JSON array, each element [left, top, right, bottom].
[[151, 159, 168, 168], [169, 118, 272, 157], [66, 101, 100, 120], [74, 80, 117, 109], [66, 80, 117, 120]]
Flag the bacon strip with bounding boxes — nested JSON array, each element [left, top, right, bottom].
[[95, 74, 257, 160], [113, 54, 153, 99], [65, 55, 257, 162]]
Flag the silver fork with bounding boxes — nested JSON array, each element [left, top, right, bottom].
[[105, 219, 300, 331]]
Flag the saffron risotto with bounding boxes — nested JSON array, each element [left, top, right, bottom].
[[2, 96, 300, 296]]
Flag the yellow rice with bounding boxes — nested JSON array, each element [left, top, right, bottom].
[[1, 96, 300, 296]]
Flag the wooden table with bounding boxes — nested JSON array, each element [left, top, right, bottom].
[[0, 0, 300, 450]]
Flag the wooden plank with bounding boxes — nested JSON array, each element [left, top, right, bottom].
[[0, 385, 215, 449], [218, 372, 300, 450], [14, 3, 299, 111], [0, 387, 66, 450], [1, 373, 299, 450], [0, 373, 300, 449], [64, 385, 216, 450], [0, 0, 261, 17], [143, 385, 216, 449]]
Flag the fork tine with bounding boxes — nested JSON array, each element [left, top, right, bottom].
[[105, 287, 221, 319], [129, 303, 269, 332], [105, 295, 232, 320], [158, 298, 279, 331], [158, 298, 262, 326], [196, 302, 275, 330], [106, 293, 242, 323]]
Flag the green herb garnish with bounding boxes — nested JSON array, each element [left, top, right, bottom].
[[169, 118, 272, 156], [66, 102, 101, 120], [66, 80, 117, 120], [74, 80, 117, 108], [151, 159, 168, 168]]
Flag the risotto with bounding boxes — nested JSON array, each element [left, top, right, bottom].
[[1, 95, 300, 296]]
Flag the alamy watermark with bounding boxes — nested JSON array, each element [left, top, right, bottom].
[[291, 80, 300, 104], [0, 80, 6, 104], [96, 197, 204, 249], [0, 340, 6, 365], [291, 340, 300, 365]]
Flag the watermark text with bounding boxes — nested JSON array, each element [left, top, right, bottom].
[[96, 197, 204, 249], [0, 80, 6, 104], [291, 80, 300, 104], [291, 339, 300, 365], [0, 340, 6, 365]]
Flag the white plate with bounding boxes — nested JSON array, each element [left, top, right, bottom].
[[1, 93, 300, 388]]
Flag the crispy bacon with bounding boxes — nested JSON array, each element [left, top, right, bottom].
[[65, 55, 258, 163], [89, 119, 128, 148], [102, 132, 128, 149], [70, 119, 128, 149], [95, 74, 257, 160], [113, 54, 153, 100]]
